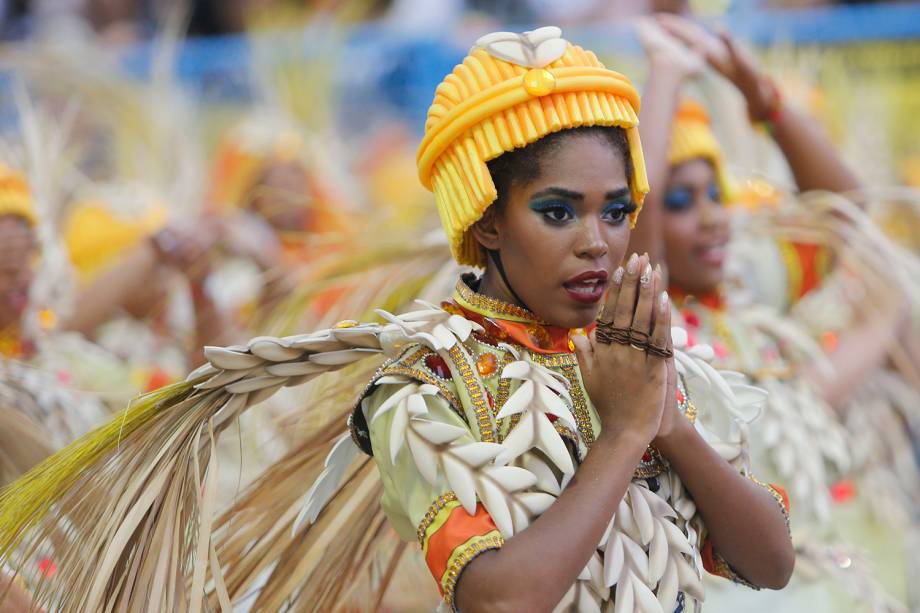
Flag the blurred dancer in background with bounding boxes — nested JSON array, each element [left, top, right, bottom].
[[633, 14, 918, 612]]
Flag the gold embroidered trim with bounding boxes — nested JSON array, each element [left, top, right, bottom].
[[448, 343, 495, 443], [530, 352, 578, 367], [417, 492, 459, 546], [442, 534, 505, 607], [560, 365, 595, 446], [454, 277, 544, 324]]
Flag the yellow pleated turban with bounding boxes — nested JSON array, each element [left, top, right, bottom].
[[417, 27, 649, 267], [668, 100, 735, 204], [0, 164, 35, 226]]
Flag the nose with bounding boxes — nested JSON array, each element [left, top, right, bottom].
[[574, 217, 608, 260], [698, 195, 728, 232]]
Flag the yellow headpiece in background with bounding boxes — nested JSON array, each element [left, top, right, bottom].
[[668, 100, 735, 204], [0, 164, 36, 226], [417, 27, 649, 267], [64, 189, 167, 283]]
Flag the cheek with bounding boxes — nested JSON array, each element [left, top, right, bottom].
[[503, 213, 573, 264], [602, 224, 631, 263], [663, 212, 698, 255]]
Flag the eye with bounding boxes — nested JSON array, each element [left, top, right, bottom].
[[530, 200, 575, 225], [664, 187, 694, 212], [601, 201, 636, 225], [707, 182, 722, 204]]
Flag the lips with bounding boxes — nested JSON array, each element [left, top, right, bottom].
[[563, 270, 608, 305], [695, 242, 727, 267]]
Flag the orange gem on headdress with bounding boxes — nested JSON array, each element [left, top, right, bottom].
[[477, 352, 498, 377]]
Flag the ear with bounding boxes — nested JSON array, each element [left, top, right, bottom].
[[469, 205, 502, 252]]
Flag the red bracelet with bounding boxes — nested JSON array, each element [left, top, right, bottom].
[[749, 75, 784, 132]]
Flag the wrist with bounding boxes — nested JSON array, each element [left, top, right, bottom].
[[652, 416, 695, 459], [648, 57, 693, 84], [747, 74, 783, 128], [596, 425, 654, 457]]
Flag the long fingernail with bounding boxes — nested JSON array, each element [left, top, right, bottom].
[[627, 253, 639, 274], [613, 266, 624, 285], [659, 291, 670, 311], [655, 263, 662, 275], [640, 262, 652, 285]]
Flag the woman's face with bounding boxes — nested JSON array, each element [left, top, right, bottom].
[[0, 216, 36, 327], [662, 158, 730, 295], [478, 134, 635, 329], [250, 159, 314, 233]]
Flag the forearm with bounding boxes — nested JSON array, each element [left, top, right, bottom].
[[190, 283, 238, 364], [631, 64, 686, 262], [770, 106, 861, 195], [455, 430, 648, 613], [656, 420, 794, 589], [63, 242, 160, 336], [805, 315, 897, 410]]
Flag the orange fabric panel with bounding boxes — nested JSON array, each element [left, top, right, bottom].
[[425, 503, 498, 591], [700, 539, 725, 578], [791, 242, 828, 300]]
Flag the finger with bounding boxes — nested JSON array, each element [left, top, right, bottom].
[[613, 252, 643, 328], [598, 265, 625, 323], [650, 289, 672, 355], [571, 334, 594, 378], [630, 260, 657, 342]]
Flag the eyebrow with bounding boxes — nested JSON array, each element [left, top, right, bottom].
[[530, 187, 583, 200], [530, 186, 631, 201]]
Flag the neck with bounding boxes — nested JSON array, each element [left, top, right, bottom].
[[478, 264, 525, 311]]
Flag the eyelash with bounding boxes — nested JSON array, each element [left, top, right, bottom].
[[531, 200, 635, 225]]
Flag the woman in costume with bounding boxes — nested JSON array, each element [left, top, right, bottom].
[[633, 15, 917, 611], [0, 27, 793, 612], [0, 165, 117, 456]]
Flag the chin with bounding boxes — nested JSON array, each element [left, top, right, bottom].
[[546, 304, 598, 330]]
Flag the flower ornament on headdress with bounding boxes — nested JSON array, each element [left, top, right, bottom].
[[473, 27, 568, 68], [417, 27, 649, 267]]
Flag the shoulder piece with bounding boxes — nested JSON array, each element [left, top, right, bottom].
[[349, 343, 464, 456]]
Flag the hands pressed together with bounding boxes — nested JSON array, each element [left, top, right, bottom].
[[573, 253, 685, 451]]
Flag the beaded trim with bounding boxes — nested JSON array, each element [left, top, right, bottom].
[[442, 533, 505, 608], [676, 376, 697, 423], [448, 343, 495, 443], [417, 492, 459, 546], [633, 446, 667, 479], [559, 365, 596, 446], [530, 352, 578, 368], [454, 276, 544, 324]]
